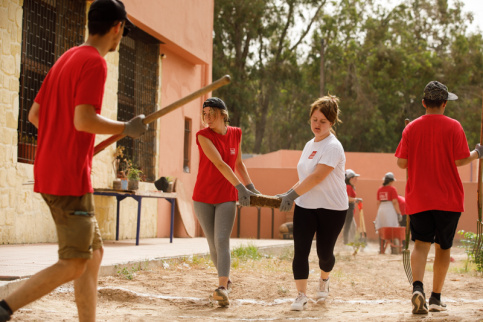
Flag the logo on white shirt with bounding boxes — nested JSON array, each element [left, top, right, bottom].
[[308, 151, 317, 159], [230, 148, 236, 155]]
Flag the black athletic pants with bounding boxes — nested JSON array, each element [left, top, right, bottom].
[[292, 204, 347, 280]]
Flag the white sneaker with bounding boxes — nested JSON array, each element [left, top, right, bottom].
[[290, 292, 308, 311], [316, 278, 329, 301]]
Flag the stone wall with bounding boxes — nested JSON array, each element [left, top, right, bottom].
[[0, 0, 160, 244]]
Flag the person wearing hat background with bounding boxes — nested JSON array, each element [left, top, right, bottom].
[[192, 97, 260, 307], [0, 1, 147, 321], [374, 172, 402, 232], [276, 95, 348, 311], [343, 169, 362, 245], [395, 80, 483, 315]]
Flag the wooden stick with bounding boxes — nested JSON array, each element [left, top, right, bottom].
[[249, 195, 281, 208], [94, 75, 231, 155]]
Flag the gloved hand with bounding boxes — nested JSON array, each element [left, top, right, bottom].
[[123, 114, 148, 139], [276, 189, 294, 198], [278, 189, 299, 212], [235, 184, 257, 207], [355, 198, 363, 203], [245, 183, 261, 194], [475, 144, 483, 159], [397, 213, 403, 222]]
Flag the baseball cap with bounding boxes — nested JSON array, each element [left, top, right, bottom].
[[383, 172, 396, 181], [88, 0, 135, 36], [345, 169, 360, 179], [423, 81, 458, 101], [203, 97, 227, 110]]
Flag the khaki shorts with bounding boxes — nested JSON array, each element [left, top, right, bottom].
[[41, 193, 103, 259]]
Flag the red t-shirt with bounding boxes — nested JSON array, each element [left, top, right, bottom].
[[377, 185, 398, 201], [395, 114, 470, 214], [346, 184, 356, 198], [34, 46, 107, 196], [192, 126, 241, 204]]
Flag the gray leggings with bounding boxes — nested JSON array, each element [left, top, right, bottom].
[[193, 201, 236, 277]]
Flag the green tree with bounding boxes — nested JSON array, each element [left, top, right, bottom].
[[213, 0, 483, 153], [213, 0, 326, 153]]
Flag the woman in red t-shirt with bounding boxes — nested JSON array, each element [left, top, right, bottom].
[[343, 169, 362, 244], [374, 172, 402, 230], [192, 97, 260, 307]]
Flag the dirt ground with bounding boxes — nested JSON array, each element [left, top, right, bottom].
[[11, 238, 483, 321]]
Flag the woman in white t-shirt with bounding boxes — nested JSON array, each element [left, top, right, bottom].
[[277, 95, 348, 311]]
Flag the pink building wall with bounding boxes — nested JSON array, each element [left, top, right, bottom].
[[123, 0, 214, 238], [242, 150, 480, 241], [122, 2, 480, 241]]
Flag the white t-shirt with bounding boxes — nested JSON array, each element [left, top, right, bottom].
[[295, 134, 348, 210]]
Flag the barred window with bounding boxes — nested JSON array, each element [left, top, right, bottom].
[[183, 118, 192, 173], [117, 28, 160, 182], [17, 0, 86, 164]]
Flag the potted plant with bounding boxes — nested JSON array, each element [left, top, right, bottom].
[[127, 166, 142, 191]]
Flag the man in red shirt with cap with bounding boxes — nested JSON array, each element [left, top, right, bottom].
[[396, 80, 483, 314]]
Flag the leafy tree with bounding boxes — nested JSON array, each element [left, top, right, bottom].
[[213, 0, 483, 153]]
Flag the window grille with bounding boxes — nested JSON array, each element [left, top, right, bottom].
[[117, 28, 160, 182], [17, 0, 86, 164], [183, 118, 192, 173]]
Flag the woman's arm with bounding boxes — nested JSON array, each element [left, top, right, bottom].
[[392, 198, 402, 215], [235, 141, 252, 185], [348, 196, 360, 203], [293, 163, 333, 195], [198, 135, 241, 186]]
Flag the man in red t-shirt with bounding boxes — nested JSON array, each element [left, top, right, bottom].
[[0, 1, 148, 321], [395, 81, 483, 315]]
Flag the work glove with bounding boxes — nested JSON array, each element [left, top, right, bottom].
[[245, 183, 261, 194], [276, 189, 294, 199], [278, 189, 299, 212], [123, 114, 148, 139], [235, 184, 257, 207], [475, 143, 483, 159]]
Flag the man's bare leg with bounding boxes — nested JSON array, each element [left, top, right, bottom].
[[4, 258, 88, 312], [432, 243, 450, 293], [74, 248, 103, 322], [411, 240, 431, 283]]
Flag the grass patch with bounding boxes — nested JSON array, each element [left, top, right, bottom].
[[231, 244, 261, 261], [116, 261, 148, 280]]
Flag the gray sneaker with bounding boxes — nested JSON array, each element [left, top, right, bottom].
[[429, 297, 447, 312], [290, 292, 308, 311], [316, 278, 329, 301], [411, 290, 428, 314], [213, 287, 230, 307], [0, 306, 11, 322]]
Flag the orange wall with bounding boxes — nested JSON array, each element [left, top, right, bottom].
[[242, 151, 480, 241], [123, 0, 214, 64], [121, 1, 214, 238]]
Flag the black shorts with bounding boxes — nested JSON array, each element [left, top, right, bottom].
[[410, 210, 461, 250]]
